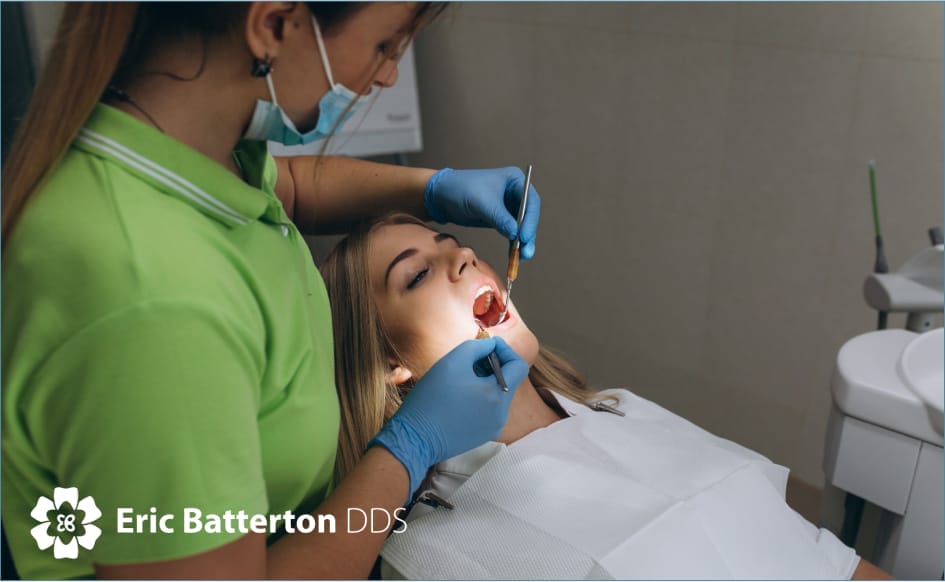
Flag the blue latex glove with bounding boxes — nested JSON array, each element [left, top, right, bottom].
[[368, 337, 529, 496], [424, 167, 542, 260]]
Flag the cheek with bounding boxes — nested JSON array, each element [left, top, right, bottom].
[[385, 302, 472, 377], [520, 333, 540, 366], [404, 323, 476, 378], [506, 326, 540, 367], [327, 42, 379, 94], [401, 298, 478, 371]]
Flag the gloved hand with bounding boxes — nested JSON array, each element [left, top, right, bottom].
[[368, 337, 529, 496], [424, 167, 542, 260]]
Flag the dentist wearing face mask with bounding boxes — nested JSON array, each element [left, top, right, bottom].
[[1, 3, 536, 579], [244, 13, 372, 146]]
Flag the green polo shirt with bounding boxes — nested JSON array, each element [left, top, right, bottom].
[[2, 104, 339, 579]]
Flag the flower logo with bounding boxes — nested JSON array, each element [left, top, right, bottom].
[[30, 487, 102, 559]]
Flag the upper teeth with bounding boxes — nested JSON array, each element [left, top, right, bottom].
[[475, 285, 493, 300]]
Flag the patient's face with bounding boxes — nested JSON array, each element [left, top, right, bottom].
[[368, 223, 539, 377]]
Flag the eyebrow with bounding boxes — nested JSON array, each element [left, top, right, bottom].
[[384, 232, 460, 287]]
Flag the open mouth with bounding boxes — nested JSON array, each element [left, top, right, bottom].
[[472, 284, 510, 329]]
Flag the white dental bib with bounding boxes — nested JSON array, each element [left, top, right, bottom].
[[381, 389, 858, 580]]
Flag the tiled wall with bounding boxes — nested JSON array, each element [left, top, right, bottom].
[[402, 2, 944, 487]]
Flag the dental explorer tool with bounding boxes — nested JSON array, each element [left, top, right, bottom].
[[477, 326, 509, 392], [498, 165, 532, 324]]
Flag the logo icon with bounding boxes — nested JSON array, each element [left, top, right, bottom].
[[30, 487, 102, 559]]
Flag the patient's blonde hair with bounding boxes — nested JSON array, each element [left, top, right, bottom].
[[321, 213, 612, 482]]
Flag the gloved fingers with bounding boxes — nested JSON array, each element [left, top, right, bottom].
[[520, 237, 537, 261], [490, 335, 520, 364], [464, 337, 527, 392], [452, 337, 500, 366], [502, 169, 541, 255], [500, 361, 528, 396], [423, 168, 454, 224], [517, 184, 540, 260], [483, 185, 521, 240], [501, 167, 525, 235], [472, 356, 494, 378], [490, 337, 530, 395]]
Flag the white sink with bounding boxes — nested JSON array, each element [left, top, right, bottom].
[[898, 328, 945, 435]]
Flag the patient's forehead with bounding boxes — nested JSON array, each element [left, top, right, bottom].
[[368, 223, 439, 278], [372, 222, 435, 244], [370, 223, 437, 257]]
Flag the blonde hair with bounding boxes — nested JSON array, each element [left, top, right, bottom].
[[1, 3, 138, 249], [321, 213, 613, 482], [0, 3, 257, 249]]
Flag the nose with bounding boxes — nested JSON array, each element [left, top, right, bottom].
[[373, 60, 399, 89], [449, 247, 478, 282]]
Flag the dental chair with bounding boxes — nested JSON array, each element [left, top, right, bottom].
[[823, 237, 944, 579]]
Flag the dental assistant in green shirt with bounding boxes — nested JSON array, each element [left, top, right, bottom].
[[1, 3, 540, 579]]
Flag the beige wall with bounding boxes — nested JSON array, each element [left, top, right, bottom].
[[311, 2, 943, 489]]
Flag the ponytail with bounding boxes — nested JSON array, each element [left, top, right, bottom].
[[1, 2, 138, 250]]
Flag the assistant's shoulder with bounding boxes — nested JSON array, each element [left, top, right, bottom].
[[4, 149, 262, 357]]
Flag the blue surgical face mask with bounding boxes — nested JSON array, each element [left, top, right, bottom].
[[243, 16, 372, 145]]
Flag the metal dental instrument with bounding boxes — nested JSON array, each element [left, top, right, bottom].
[[497, 165, 532, 324], [477, 326, 509, 392]]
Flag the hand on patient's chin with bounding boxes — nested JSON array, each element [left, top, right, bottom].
[[370, 337, 527, 496]]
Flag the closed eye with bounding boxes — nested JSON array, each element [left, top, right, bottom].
[[407, 267, 429, 290], [385, 231, 463, 290]]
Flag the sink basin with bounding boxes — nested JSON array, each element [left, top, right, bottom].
[[898, 328, 945, 435]]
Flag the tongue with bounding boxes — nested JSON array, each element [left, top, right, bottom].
[[473, 293, 492, 317]]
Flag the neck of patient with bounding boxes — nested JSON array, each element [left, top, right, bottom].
[[495, 377, 563, 444]]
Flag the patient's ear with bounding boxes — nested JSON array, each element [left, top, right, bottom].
[[386, 364, 413, 386]]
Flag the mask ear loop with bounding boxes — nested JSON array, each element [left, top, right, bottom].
[[264, 73, 279, 106], [311, 16, 337, 88]]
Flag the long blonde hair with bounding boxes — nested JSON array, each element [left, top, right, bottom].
[[321, 213, 612, 482], [1, 3, 138, 249]]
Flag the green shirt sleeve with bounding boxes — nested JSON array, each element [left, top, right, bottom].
[[25, 298, 269, 564]]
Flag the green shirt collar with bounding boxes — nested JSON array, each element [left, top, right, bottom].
[[74, 103, 274, 228]]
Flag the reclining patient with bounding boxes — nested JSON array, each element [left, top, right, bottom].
[[320, 213, 888, 580]]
